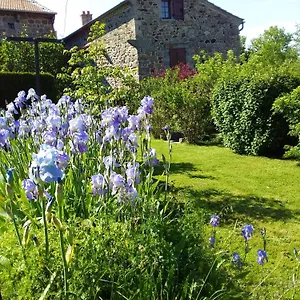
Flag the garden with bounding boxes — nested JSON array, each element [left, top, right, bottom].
[[1, 23, 300, 299]]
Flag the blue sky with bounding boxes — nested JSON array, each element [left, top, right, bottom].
[[38, 0, 299, 42]]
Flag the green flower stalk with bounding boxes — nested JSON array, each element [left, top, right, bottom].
[[55, 181, 69, 299], [39, 186, 49, 261], [5, 170, 21, 243]]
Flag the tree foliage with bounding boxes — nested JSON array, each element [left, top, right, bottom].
[[0, 30, 65, 75], [247, 26, 298, 67], [58, 21, 135, 109]]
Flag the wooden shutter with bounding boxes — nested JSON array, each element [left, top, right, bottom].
[[169, 48, 186, 67], [172, 0, 184, 20], [177, 48, 186, 64]]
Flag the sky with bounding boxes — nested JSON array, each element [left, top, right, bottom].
[[37, 0, 300, 43]]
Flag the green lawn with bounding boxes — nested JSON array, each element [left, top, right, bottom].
[[153, 139, 300, 299]]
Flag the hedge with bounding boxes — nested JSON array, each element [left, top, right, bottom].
[[0, 72, 58, 108], [212, 73, 300, 157]]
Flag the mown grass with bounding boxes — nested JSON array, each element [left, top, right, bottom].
[[153, 139, 300, 299]]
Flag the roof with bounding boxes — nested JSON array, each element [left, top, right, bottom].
[[63, 0, 129, 41], [0, 0, 55, 15], [204, 0, 244, 23]]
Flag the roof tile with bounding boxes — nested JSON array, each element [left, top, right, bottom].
[[0, 0, 55, 14]]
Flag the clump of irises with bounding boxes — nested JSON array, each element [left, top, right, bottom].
[[0, 89, 159, 298], [208, 215, 269, 268]]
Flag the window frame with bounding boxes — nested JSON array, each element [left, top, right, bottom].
[[161, 0, 171, 19], [8, 22, 15, 30]]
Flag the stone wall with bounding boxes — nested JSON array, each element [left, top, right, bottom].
[[0, 12, 55, 37], [99, 18, 138, 80], [131, 0, 243, 79], [68, 0, 243, 81]]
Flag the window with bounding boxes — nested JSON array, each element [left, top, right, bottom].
[[161, 0, 184, 20], [169, 48, 186, 67], [8, 23, 15, 29], [161, 1, 171, 19]]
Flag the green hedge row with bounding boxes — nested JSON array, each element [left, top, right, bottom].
[[212, 73, 300, 156], [0, 72, 58, 108]]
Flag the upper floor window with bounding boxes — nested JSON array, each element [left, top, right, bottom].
[[8, 23, 15, 29], [161, 0, 184, 20], [161, 1, 171, 19]]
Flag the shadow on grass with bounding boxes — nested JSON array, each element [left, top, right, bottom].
[[181, 188, 297, 223], [154, 162, 216, 180], [188, 174, 216, 180], [154, 162, 198, 176]]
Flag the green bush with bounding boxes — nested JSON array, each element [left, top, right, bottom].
[[273, 85, 300, 158], [212, 73, 300, 156], [0, 72, 58, 108], [117, 68, 212, 143]]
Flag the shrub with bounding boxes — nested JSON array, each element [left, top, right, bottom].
[[212, 72, 300, 156], [118, 67, 212, 143], [0, 72, 58, 108], [273, 85, 300, 158]]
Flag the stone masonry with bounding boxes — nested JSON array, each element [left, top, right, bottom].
[[0, 0, 55, 38], [0, 12, 55, 37], [64, 0, 243, 80]]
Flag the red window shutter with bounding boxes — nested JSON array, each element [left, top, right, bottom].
[[172, 0, 184, 20], [177, 48, 186, 64], [169, 48, 186, 67], [169, 48, 177, 67]]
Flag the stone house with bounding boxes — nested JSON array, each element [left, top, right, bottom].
[[64, 0, 244, 80], [0, 0, 56, 38]]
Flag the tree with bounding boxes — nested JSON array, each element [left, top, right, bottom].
[[0, 28, 65, 75], [247, 26, 298, 67], [58, 21, 135, 108]]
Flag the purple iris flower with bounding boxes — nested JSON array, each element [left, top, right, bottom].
[[69, 117, 86, 133], [14, 90, 27, 109], [101, 107, 128, 129], [29, 144, 67, 183], [125, 185, 139, 202], [6, 102, 18, 115], [91, 174, 106, 196], [242, 224, 254, 240], [71, 131, 89, 154], [128, 115, 141, 131], [103, 156, 120, 170], [126, 132, 139, 152], [57, 95, 72, 108], [257, 250, 268, 265], [110, 172, 125, 195], [210, 215, 219, 227], [0, 129, 9, 148], [209, 236, 216, 248], [26, 88, 38, 100], [46, 115, 62, 129], [138, 96, 154, 115], [232, 252, 242, 268], [22, 179, 38, 200], [43, 130, 57, 147], [6, 168, 13, 185], [0, 117, 7, 129], [126, 162, 140, 186], [144, 148, 159, 166]]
